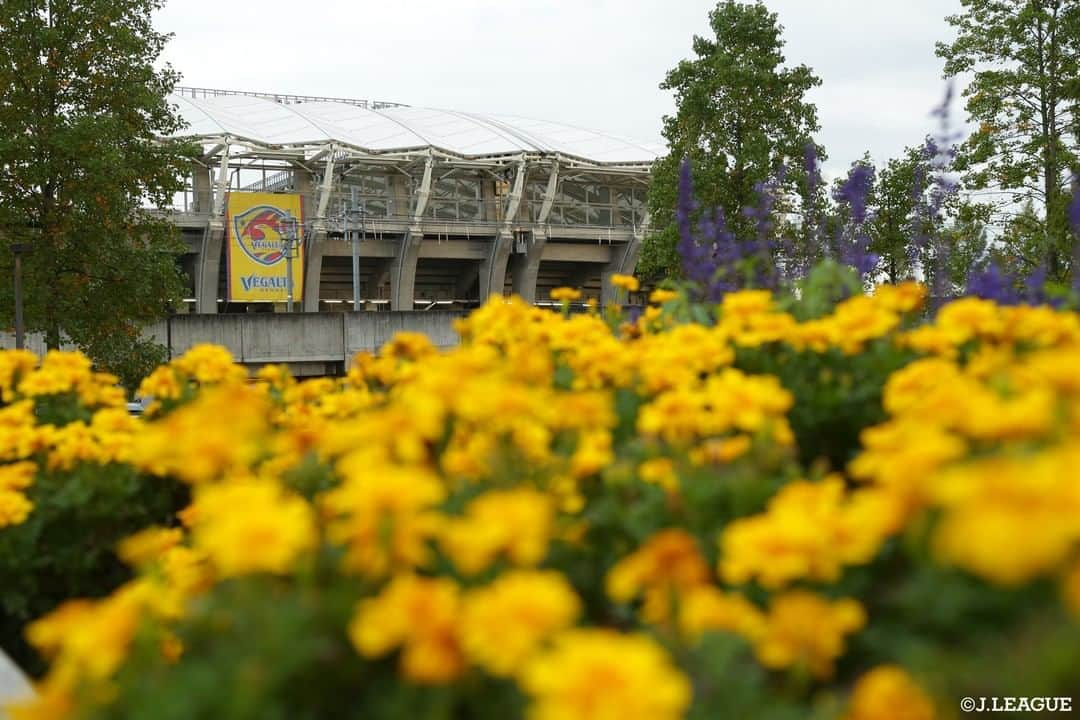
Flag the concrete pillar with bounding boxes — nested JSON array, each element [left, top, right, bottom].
[[196, 222, 225, 313], [600, 233, 644, 306], [390, 227, 423, 311], [192, 164, 213, 214], [510, 229, 548, 303], [303, 230, 325, 312], [479, 230, 512, 300]]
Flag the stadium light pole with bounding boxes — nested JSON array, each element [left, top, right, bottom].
[[346, 188, 366, 312]]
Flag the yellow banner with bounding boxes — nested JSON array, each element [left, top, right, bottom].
[[226, 192, 305, 303]]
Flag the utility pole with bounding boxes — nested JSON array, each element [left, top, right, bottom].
[[280, 215, 299, 313], [351, 187, 360, 311]]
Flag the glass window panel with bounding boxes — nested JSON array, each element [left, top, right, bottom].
[[615, 189, 635, 210], [458, 201, 480, 221], [365, 199, 388, 217], [588, 185, 611, 204], [430, 202, 457, 220], [562, 204, 586, 225], [560, 182, 588, 204], [616, 209, 636, 227], [587, 207, 612, 226]]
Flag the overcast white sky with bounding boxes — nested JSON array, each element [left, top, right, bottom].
[[155, 0, 965, 179]]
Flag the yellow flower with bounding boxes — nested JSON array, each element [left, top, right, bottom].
[[606, 529, 710, 627], [720, 477, 897, 589], [0, 488, 34, 527], [170, 344, 247, 385], [520, 629, 691, 720], [0, 460, 35, 491], [550, 287, 582, 302], [679, 585, 765, 642], [872, 281, 927, 314], [752, 592, 865, 679], [187, 480, 317, 578], [322, 462, 446, 578], [117, 526, 184, 567], [348, 574, 465, 683], [649, 288, 679, 304], [460, 570, 581, 677], [845, 665, 936, 720], [131, 384, 269, 484], [0, 349, 38, 403], [610, 273, 640, 292], [638, 457, 679, 493], [441, 488, 554, 575], [930, 450, 1080, 585]]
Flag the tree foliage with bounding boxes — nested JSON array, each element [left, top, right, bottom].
[[936, 0, 1080, 282], [640, 0, 822, 279], [0, 0, 195, 387]]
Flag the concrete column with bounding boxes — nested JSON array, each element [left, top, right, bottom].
[[600, 233, 644, 306], [192, 164, 213, 214], [479, 230, 512, 300], [303, 230, 325, 312], [510, 229, 548, 303], [196, 222, 225, 313], [391, 227, 423, 311]]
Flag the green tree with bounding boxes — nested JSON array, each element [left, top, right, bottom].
[[936, 0, 1080, 283], [640, 0, 822, 279], [866, 146, 929, 284], [0, 0, 195, 387]]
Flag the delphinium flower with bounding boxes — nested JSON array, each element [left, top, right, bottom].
[[677, 158, 742, 301], [741, 168, 786, 290], [833, 162, 880, 278], [964, 261, 1019, 305], [926, 83, 962, 304]]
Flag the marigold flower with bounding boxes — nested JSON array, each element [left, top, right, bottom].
[[649, 288, 679, 304], [606, 529, 710, 626], [609, 274, 640, 292], [720, 477, 901, 588], [520, 629, 691, 720], [752, 591, 866, 679], [460, 570, 581, 676], [441, 488, 554, 575], [845, 665, 936, 720], [117, 526, 184, 567], [348, 574, 465, 683], [550, 287, 582, 302], [187, 480, 317, 578]]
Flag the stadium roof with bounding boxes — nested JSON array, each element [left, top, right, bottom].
[[168, 91, 664, 166]]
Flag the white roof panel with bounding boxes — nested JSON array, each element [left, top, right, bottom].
[[167, 93, 661, 164]]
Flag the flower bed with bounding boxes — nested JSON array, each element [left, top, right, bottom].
[[2, 284, 1079, 719]]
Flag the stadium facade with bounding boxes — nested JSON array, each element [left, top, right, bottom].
[[164, 88, 662, 313]]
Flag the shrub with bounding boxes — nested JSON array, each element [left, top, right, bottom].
[[4, 280, 1079, 719]]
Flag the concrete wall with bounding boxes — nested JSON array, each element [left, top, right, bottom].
[[2, 312, 466, 374]]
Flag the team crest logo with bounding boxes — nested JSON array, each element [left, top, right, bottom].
[[232, 205, 296, 266]]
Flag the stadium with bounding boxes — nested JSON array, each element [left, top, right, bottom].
[[164, 87, 662, 313]]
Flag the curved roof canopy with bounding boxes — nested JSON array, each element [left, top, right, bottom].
[[168, 93, 663, 166]]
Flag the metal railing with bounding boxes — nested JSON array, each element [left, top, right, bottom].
[[173, 86, 409, 110]]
